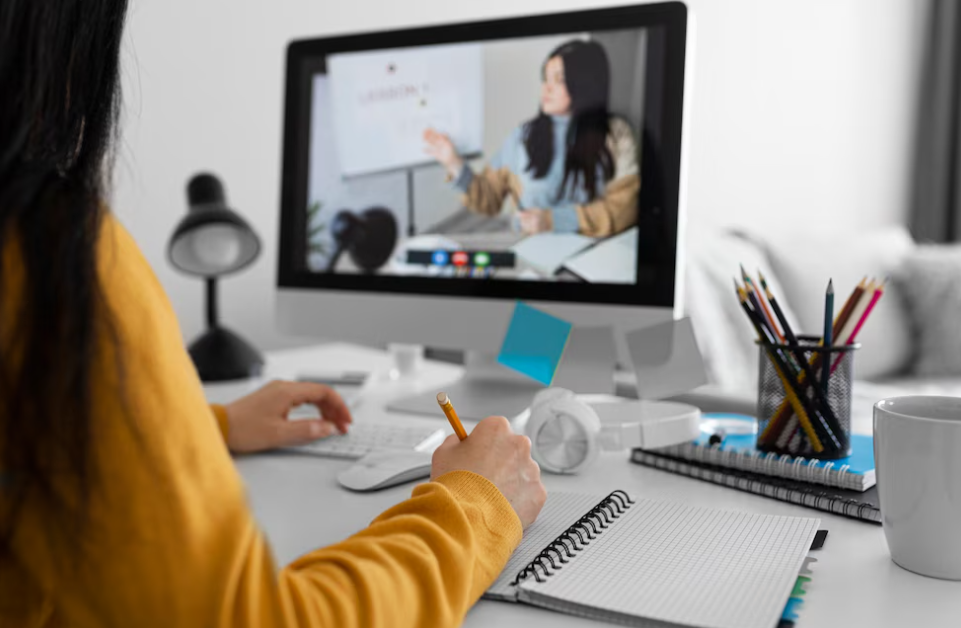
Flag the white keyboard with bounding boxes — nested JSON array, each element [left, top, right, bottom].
[[289, 423, 447, 460]]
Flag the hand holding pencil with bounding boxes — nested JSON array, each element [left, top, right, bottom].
[[431, 393, 547, 529]]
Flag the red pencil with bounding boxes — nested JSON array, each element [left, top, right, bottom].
[[847, 282, 884, 341], [830, 281, 884, 372]]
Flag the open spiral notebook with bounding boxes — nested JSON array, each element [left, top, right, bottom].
[[485, 491, 819, 628]]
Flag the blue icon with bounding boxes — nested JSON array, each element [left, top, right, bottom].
[[431, 250, 450, 266]]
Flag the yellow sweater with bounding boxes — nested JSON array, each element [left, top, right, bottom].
[[0, 215, 523, 627]]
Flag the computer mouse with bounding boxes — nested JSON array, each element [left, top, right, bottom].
[[336, 449, 434, 492]]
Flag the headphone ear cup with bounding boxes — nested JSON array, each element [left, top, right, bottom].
[[530, 387, 576, 410], [526, 395, 601, 475]]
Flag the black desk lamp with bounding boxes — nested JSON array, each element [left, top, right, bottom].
[[168, 173, 264, 381], [325, 207, 398, 273]]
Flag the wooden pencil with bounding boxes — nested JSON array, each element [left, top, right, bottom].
[[829, 280, 884, 373], [832, 277, 866, 337], [743, 265, 783, 341], [761, 277, 798, 345], [736, 284, 835, 453], [762, 279, 869, 442], [762, 280, 844, 444], [821, 279, 834, 394]]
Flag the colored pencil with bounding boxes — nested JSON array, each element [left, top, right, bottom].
[[832, 277, 866, 337], [736, 284, 838, 453], [773, 280, 875, 451], [833, 279, 876, 349], [762, 279, 869, 442], [745, 287, 775, 339], [761, 279, 844, 445], [794, 281, 884, 450], [845, 280, 884, 342], [830, 280, 884, 373], [743, 265, 783, 341], [761, 276, 797, 345], [821, 279, 834, 394]]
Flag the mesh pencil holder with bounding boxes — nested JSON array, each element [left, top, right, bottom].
[[755, 336, 858, 460]]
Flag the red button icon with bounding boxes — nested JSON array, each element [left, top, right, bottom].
[[452, 251, 470, 266]]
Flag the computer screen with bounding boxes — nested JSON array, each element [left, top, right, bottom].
[[279, 3, 686, 308]]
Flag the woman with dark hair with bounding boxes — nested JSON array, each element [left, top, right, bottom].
[[0, 2, 545, 626], [424, 39, 640, 237]]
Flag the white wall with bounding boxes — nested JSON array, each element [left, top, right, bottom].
[[114, 0, 927, 352]]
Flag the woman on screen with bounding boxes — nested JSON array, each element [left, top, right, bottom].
[[424, 39, 640, 237]]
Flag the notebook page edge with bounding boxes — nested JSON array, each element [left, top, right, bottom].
[[516, 499, 821, 628]]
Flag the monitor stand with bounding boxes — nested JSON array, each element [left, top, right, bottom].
[[387, 327, 618, 421], [387, 352, 543, 421]]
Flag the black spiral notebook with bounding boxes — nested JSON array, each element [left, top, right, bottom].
[[631, 449, 881, 524], [484, 491, 820, 628]]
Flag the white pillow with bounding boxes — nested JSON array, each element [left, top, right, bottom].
[[683, 227, 800, 395], [892, 245, 961, 376], [762, 225, 914, 380]]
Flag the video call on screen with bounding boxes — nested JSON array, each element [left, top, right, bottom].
[[305, 28, 654, 285]]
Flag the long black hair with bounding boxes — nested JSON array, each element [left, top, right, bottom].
[[523, 40, 615, 201], [0, 0, 128, 554]]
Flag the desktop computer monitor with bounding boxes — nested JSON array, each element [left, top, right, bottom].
[[277, 2, 691, 418]]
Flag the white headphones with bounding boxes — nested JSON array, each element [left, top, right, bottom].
[[518, 388, 702, 474]]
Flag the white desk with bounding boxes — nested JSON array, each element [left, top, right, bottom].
[[205, 342, 961, 627]]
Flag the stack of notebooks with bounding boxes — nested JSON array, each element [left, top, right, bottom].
[[631, 414, 880, 524], [485, 490, 821, 628]]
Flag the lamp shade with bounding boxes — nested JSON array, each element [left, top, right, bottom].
[[168, 174, 261, 277]]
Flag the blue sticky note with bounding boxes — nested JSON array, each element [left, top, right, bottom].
[[497, 302, 572, 385]]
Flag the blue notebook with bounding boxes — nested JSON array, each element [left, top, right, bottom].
[[649, 413, 876, 492]]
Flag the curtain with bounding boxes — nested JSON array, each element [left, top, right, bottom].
[[911, 0, 961, 243]]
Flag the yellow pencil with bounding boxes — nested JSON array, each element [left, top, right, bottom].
[[737, 285, 825, 453], [436, 392, 468, 441]]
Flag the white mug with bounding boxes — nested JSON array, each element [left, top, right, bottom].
[[874, 396, 961, 580]]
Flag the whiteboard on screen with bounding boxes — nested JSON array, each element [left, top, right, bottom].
[[327, 44, 484, 178]]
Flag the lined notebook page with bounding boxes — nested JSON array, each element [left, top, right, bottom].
[[518, 499, 819, 628], [485, 492, 603, 601]]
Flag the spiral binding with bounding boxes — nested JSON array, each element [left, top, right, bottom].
[[671, 442, 858, 489], [634, 451, 881, 523], [511, 490, 635, 586]]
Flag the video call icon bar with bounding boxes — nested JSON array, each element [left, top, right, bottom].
[[407, 249, 516, 269]]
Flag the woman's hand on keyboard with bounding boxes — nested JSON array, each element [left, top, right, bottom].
[[430, 416, 547, 529], [223, 380, 353, 453]]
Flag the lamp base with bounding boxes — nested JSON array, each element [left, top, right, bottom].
[[188, 326, 264, 382]]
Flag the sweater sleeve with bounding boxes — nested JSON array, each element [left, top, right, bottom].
[[571, 118, 641, 237], [455, 166, 520, 217], [274, 471, 521, 627], [9, 215, 523, 628], [211, 404, 230, 441], [453, 126, 523, 217], [572, 175, 641, 237]]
